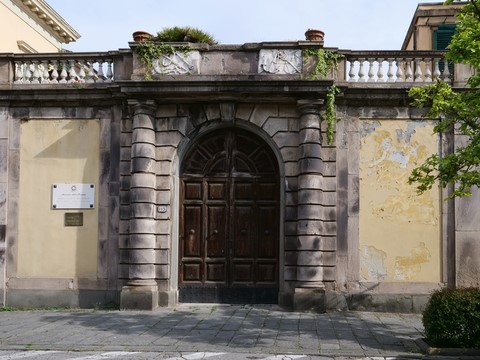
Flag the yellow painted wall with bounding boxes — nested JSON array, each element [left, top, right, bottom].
[[359, 120, 441, 282], [18, 119, 100, 278], [0, 2, 60, 52]]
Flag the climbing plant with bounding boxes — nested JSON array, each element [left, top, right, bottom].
[[303, 48, 344, 80], [325, 84, 340, 145], [134, 42, 192, 80]]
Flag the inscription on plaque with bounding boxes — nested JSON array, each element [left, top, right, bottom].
[[52, 183, 95, 209], [65, 213, 83, 227]]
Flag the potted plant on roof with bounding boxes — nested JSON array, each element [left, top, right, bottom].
[[134, 26, 217, 79], [305, 29, 325, 41]]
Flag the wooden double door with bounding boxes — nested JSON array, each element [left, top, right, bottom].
[[179, 129, 280, 303]]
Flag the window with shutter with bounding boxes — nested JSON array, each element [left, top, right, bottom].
[[434, 24, 456, 76]]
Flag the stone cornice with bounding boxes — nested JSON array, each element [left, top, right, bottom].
[[11, 0, 80, 44]]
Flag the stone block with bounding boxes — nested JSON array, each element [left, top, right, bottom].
[[299, 128, 321, 144], [262, 118, 289, 137], [156, 105, 178, 118], [130, 203, 156, 218], [130, 173, 156, 188], [128, 264, 156, 279], [156, 220, 171, 234], [132, 143, 156, 158], [203, 104, 221, 121], [155, 146, 176, 161], [293, 288, 326, 313], [284, 162, 298, 177], [156, 132, 183, 147], [155, 160, 173, 175], [129, 249, 156, 263], [223, 51, 257, 74], [297, 266, 323, 281], [133, 113, 155, 129], [156, 190, 171, 204], [298, 174, 323, 190], [299, 144, 322, 159], [155, 264, 170, 278], [273, 132, 299, 148], [280, 147, 298, 162], [456, 231, 480, 287], [298, 158, 323, 174], [132, 128, 156, 145], [130, 219, 156, 234], [156, 234, 171, 249], [298, 189, 322, 205], [120, 285, 158, 310], [156, 175, 171, 190], [130, 188, 155, 203], [131, 158, 156, 173], [201, 52, 225, 75], [236, 103, 254, 121], [279, 105, 298, 118], [155, 249, 169, 264]]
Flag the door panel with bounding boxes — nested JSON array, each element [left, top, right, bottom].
[[180, 129, 279, 303]]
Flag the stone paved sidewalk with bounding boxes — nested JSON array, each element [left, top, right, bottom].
[[0, 304, 428, 358]]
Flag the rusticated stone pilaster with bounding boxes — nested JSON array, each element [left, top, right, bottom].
[[120, 100, 158, 310], [292, 99, 329, 311]]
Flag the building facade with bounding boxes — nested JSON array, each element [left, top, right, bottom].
[[0, 2, 478, 312], [0, 0, 79, 53]]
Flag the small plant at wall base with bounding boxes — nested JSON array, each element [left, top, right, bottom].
[[423, 288, 480, 348], [325, 84, 340, 145], [303, 48, 344, 80]]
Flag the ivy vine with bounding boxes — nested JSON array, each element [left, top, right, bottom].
[[325, 84, 340, 145], [134, 42, 192, 80], [303, 48, 344, 80]]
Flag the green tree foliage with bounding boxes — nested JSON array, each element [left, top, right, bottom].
[[408, 0, 480, 197]]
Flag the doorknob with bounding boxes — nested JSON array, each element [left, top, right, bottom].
[[213, 229, 218, 234], [189, 229, 195, 234]]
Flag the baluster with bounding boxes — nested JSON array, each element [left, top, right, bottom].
[[41, 61, 49, 83], [14, 61, 24, 84], [348, 60, 356, 81], [31, 62, 41, 84], [77, 60, 86, 83], [367, 59, 375, 82], [68, 60, 78, 83], [96, 60, 105, 83], [414, 58, 423, 82], [443, 60, 451, 83], [59, 61, 68, 83], [24, 62, 32, 84], [433, 60, 441, 80], [86, 60, 96, 83], [376, 58, 385, 82], [358, 59, 366, 82], [387, 59, 395, 82], [50, 60, 59, 83], [105, 60, 113, 82], [424, 59, 432, 82], [405, 59, 414, 82], [395, 59, 404, 82]]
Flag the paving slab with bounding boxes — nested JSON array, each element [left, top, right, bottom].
[[0, 304, 431, 358]]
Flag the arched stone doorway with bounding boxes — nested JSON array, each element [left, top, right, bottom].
[[179, 128, 280, 303]]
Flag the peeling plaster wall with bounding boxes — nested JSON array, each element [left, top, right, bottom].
[[359, 120, 441, 283]]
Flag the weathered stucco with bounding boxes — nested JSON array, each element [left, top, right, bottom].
[[359, 120, 441, 283], [17, 119, 100, 278]]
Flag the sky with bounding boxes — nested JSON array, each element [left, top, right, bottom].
[[46, 0, 447, 52]]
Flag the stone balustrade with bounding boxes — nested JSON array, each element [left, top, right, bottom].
[[343, 51, 452, 83], [2, 47, 469, 87], [11, 53, 116, 84]]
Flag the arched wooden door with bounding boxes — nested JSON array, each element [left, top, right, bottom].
[[179, 129, 280, 303]]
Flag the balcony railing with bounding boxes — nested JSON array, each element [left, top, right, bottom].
[[343, 51, 453, 83], [7, 52, 118, 85], [1, 48, 469, 87]]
